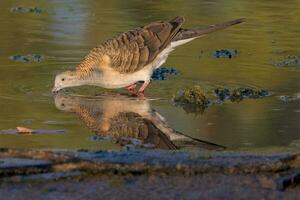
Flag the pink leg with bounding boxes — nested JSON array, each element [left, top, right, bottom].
[[138, 80, 150, 94], [126, 83, 136, 93]]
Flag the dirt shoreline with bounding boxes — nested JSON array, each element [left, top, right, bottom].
[[0, 148, 299, 199]]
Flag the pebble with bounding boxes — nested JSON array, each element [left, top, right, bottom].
[[10, 54, 45, 63], [151, 67, 179, 80], [90, 136, 112, 142], [212, 49, 238, 59], [11, 7, 43, 14]]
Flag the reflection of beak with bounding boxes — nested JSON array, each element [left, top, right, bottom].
[[52, 87, 61, 93]]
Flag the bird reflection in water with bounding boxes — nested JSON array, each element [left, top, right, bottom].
[[54, 93, 224, 150]]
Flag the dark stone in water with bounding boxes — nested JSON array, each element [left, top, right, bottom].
[[151, 67, 179, 80], [90, 135, 112, 142], [272, 56, 300, 67], [214, 88, 230, 101], [212, 49, 238, 59], [11, 7, 43, 14], [10, 54, 44, 63], [230, 88, 270, 102], [174, 86, 271, 114], [214, 87, 270, 102]]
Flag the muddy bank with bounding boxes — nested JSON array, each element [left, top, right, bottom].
[[2, 173, 300, 200], [2, 148, 299, 176], [0, 148, 299, 199]]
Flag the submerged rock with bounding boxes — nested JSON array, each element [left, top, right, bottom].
[[213, 49, 238, 59], [151, 67, 179, 80], [272, 56, 300, 67], [11, 7, 43, 14], [10, 54, 45, 63]]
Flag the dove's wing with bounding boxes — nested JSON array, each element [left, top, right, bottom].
[[77, 16, 185, 75]]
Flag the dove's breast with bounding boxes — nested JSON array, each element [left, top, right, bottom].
[[92, 64, 153, 89]]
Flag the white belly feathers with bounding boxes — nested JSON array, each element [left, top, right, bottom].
[[93, 38, 195, 89]]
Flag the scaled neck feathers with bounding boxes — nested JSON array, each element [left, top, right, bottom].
[[75, 45, 105, 79]]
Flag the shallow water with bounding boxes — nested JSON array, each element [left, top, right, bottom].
[[0, 0, 300, 150]]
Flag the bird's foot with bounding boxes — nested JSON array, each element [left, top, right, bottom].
[[126, 84, 137, 93], [137, 80, 150, 93], [127, 81, 149, 98]]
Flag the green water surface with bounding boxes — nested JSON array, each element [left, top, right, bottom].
[[0, 0, 300, 150]]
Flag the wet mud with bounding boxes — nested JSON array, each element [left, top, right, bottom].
[[0, 149, 299, 199]]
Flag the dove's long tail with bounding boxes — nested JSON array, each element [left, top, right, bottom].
[[172, 18, 245, 43]]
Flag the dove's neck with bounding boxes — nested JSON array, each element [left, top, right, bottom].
[[72, 72, 102, 87]]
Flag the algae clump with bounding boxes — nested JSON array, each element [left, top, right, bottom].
[[174, 86, 210, 107]]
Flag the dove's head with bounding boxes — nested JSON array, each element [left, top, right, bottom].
[[52, 70, 81, 93]]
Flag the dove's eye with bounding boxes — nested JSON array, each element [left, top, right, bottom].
[[61, 78, 65, 81]]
